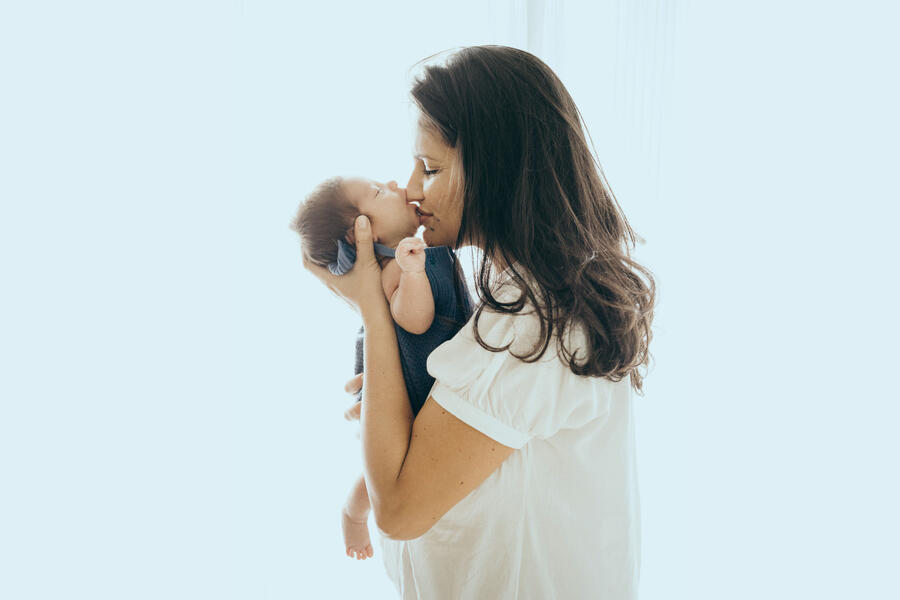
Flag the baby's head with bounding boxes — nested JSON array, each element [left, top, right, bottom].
[[291, 176, 421, 269]]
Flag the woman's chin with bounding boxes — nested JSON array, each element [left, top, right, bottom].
[[422, 229, 440, 248]]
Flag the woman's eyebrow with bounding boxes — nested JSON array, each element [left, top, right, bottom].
[[413, 152, 438, 161]]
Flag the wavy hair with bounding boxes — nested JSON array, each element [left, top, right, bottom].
[[411, 46, 656, 394]]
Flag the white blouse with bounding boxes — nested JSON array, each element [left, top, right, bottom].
[[378, 272, 641, 599]]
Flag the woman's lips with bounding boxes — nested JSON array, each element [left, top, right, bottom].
[[408, 201, 433, 225]]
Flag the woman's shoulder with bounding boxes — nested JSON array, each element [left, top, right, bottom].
[[427, 280, 622, 444], [433, 266, 596, 382], [476, 266, 588, 361]]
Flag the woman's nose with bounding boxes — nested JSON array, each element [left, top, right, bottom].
[[406, 170, 423, 201]]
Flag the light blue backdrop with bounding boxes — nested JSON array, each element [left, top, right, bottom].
[[1, 1, 897, 599]]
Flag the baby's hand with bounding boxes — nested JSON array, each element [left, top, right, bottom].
[[394, 237, 427, 273]]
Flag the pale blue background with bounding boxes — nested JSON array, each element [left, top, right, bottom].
[[1, 1, 898, 598]]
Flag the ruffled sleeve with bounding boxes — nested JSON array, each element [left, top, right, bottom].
[[425, 283, 615, 449]]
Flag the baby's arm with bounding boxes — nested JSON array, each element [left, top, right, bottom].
[[380, 237, 435, 335]]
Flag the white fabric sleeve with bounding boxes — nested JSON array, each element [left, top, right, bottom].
[[426, 302, 614, 449]]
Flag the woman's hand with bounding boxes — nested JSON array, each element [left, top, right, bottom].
[[302, 215, 386, 314], [344, 402, 362, 422], [303, 215, 387, 313]]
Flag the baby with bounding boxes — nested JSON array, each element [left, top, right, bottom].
[[291, 176, 473, 560]]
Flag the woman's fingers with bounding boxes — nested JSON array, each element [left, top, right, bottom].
[[301, 253, 339, 292], [344, 372, 364, 394], [344, 374, 363, 421], [353, 216, 374, 262], [301, 252, 326, 280], [344, 402, 362, 422], [299, 216, 381, 314], [301, 254, 359, 312]]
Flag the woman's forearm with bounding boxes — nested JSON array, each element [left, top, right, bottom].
[[359, 298, 414, 524]]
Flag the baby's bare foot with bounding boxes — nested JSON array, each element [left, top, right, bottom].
[[341, 508, 374, 560]]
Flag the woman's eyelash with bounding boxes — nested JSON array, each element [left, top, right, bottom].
[[423, 167, 440, 176]]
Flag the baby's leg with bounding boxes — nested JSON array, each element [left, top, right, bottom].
[[341, 473, 374, 560]]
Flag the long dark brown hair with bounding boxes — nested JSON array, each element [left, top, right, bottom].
[[411, 45, 656, 394]]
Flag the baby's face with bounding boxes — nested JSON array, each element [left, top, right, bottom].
[[343, 177, 421, 248]]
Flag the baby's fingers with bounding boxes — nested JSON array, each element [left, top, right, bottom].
[[399, 236, 426, 251]]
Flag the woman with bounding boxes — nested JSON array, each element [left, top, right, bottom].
[[305, 45, 656, 599]]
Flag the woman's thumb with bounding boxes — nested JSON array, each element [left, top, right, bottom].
[[354, 215, 374, 260]]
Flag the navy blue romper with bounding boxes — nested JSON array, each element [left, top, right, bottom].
[[330, 240, 474, 417]]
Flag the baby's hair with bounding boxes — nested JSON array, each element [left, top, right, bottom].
[[290, 176, 361, 268]]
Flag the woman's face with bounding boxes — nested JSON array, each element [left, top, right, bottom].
[[405, 122, 465, 248]]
